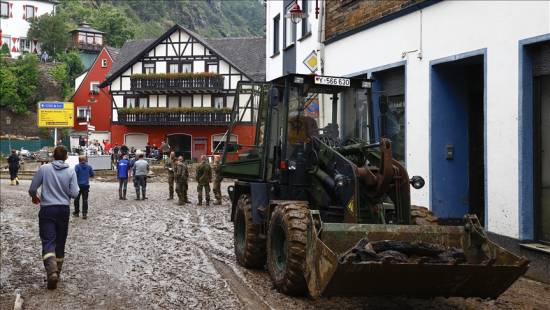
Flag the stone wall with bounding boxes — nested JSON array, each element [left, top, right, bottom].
[[325, 0, 425, 41]]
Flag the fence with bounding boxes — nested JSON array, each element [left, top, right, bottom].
[[0, 138, 69, 156]]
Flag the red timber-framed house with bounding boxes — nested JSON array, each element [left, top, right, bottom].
[[100, 24, 265, 160], [70, 46, 119, 149]]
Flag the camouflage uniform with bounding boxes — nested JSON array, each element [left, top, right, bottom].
[[212, 161, 223, 205], [196, 161, 212, 205], [174, 160, 189, 205], [165, 159, 176, 199]]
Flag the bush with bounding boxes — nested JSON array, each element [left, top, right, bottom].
[[0, 43, 10, 57], [49, 63, 71, 100], [0, 54, 39, 113], [56, 50, 84, 82]]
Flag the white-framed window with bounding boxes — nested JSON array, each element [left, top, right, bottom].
[[301, 0, 311, 38], [77, 106, 91, 120], [101, 59, 107, 67], [94, 34, 103, 45], [181, 96, 192, 108], [19, 38, 31, 52], [212, 134, 238, 154], [168, 96, 179, 108], [273, 14, 280, 54], [213, 96, 224, 109], [24, 5, 35, 20], [168, 62, 179, 73], [206, 62, 218, 73], [90, 81, 100, 94], [138, 97, 148, 108], [125, 97, 136, 108], [284, 3, 297, 48], [143, 62, 155, 74], [181, 62, 192, 73], [0, 1, 10, 18]]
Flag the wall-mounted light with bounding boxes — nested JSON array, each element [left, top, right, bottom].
[[285, 0, 308, 24]]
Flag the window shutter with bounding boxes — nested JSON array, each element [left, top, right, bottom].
[[22, 5, 25, 19], [9, 3, 12, 17]]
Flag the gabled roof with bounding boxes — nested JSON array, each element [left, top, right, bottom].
[[101, 24, 266, 87], [71, 46, 118, 100], [70, 22, 105, 35], [105, 46, 121, 62], [206, 37, 265, 82]]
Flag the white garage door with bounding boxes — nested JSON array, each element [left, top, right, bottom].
[[125, 133, 148, 151]]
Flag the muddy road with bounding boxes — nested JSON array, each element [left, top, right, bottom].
[[1, 179, 549, 309]]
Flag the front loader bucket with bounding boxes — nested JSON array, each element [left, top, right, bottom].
[[305, 213, 529, 298]]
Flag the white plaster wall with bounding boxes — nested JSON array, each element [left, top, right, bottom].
[[156, 61, 166, 74], [0, 0, 55, 58], [324, 1, 550, 238], [74, 71, 87, 92]]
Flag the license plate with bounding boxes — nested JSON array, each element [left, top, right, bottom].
[[314, 76, 351, 87]]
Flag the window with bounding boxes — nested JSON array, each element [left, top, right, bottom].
[[301, 0, 311, 38], [273, 14, 280, 54], [181, 96, 192, 108], [19, 38, 31, 52], [24, 5, 34, 20], [168, 62, 180, 73], [78, 33, 86, 43], [138, 97, 148, 108], [101, 59, 107, 68], [168, 96, 179, 108], [213, 96, 225, 109], [125, 97, 136, 108], [77, 107, 91, 120], [284, 4, 297, 48], [94, 34, 103, 45], [86, 34, 94, 44], [212, 134, 238, 154], [143, 62, 155, 74], [206, 62, 218, 73], [181, 62, 192, 73], [90, 81, 100, 94], [1, 2, 10, 18]]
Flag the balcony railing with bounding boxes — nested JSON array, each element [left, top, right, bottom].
[[117, 110, 231, 126], [74, 42, 103, 52], [130, 75, 224, 92]]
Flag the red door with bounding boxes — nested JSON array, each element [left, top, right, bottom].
[[193, 137, 207, 161]]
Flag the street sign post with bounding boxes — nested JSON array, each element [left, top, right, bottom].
[[37, 102, 74, 128]]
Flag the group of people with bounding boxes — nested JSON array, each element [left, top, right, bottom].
[[115, 153, 150, 200]]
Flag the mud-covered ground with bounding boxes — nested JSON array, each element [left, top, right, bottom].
[[1, 179, 549, 309]]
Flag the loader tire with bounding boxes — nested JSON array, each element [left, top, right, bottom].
[[234, 194, 266, 268], [411, 205, 439, 226], [267, 202, 308, 296]]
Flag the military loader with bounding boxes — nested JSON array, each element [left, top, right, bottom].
[[221, 74, 528, 298]]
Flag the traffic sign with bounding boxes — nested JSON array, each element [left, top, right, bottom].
[[37, 102, 74, 128]]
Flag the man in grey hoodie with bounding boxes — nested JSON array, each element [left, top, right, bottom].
[[29, 146, 79, 289]]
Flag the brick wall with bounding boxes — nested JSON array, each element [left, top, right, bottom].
[[325, 0, 426, 41]]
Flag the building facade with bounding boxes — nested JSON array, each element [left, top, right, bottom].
[[0, 0, 57, 58], [69, 22, 106, 70], [70, 46, 119, 149], [101, 24, 265, 160], [265, 0, 550, 281]]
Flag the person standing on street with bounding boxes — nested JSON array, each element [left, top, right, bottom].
[[211, 155, 223, 205], [8, 149, 21, 186], [160, 140, 170, 160], [117, 155, 131, 200], [196, 155, 212, 206], [74, 156, 94, 219], [165, 151, 176, 200], [28, 145, 79, 289], [133, 153, 149, 200], [174, 156, 190, 205]]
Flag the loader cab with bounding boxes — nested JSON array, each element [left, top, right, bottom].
[[222, 74, 374, 203]]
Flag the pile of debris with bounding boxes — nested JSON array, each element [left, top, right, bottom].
[[339, 239, 467, 265]]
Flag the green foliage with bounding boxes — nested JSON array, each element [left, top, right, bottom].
[[56, 50, 84, 81], [118, 107, 231, 114], [90, 3, 135, 47], [28, 13, 70, 56], [49, 63, 71, 100], [0, 55, 40, 113], [0, 43, 11, 57]]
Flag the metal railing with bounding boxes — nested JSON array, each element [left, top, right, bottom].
[[130, 75, 224, 91], [117, 110, 231, 125]]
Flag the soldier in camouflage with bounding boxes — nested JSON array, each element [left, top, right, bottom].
[[196, 155, 212, 206], [174, 156, 189, 205], [165, 152, 176, 200], [212, 155, 223, 205]]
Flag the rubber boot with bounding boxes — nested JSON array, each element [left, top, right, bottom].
[[56, 257, 64, 276], [15, 177, 19, 185], [122, 190, 127, 200], [198, 199, 202, 206], [206, 199, 210, 206], [214, 199, 222, 205], [10, 180, 15, 186], [43, 255, 58, 289], [142, 188, 147, 200], [119, 189, 123, 200], [135, 190, 141, 200]]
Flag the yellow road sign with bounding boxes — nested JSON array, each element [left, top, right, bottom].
[[37, 102, 74, 128]]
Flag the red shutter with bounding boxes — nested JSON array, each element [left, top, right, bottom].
[[33, 39, 38, 53], [11, 38, 17, 52], [9, 3, 12, 17]]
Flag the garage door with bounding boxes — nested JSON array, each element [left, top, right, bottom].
[[125, 133, 148, 151]]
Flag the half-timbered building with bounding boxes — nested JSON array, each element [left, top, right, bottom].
[[100, 24, 265, 160]]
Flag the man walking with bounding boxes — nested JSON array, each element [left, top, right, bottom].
[[28, 146, 79, 289], [211, 155, 223, 205], [174, 156, 190, 205], [8, 149, 20, 186], [165, 151, 176, 200], [117, 155, 131, 200], [74, 156, 94, 219], [196, 155, 212, 206], [133, 153, 149, 200]]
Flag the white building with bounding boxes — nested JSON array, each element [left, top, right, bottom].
[[0, 0, 57, 58], [266, 0, 550, 281]]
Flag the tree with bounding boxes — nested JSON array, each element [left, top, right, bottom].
[[0, 43, 11, 58], [0, 63, 22, 112], [56, 50, 84, 81], [28, 13, 70, 56], [0, 55, 39, 113], [91, 4, 135, 47]]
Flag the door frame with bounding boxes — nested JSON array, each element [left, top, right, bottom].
[[518, 33, 550, 241], [167, 132, 193, 159], [429, 48, 487, 226]]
